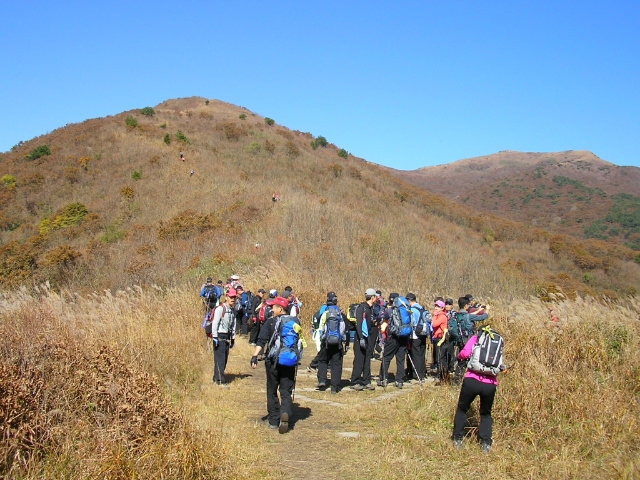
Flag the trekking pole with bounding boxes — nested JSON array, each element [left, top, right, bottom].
[[292, 364, 298, 402], [406, 351, 423, 384]]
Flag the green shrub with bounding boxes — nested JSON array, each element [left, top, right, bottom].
[[101, 224, 126, 243], [264, 117, 275, 126], [1, 175, 16, 189], [239, 114, 247, 120], [164, 133, 171, 145], [140, 107, 155, 116], [311, 136, 328, 150], [337, 148, 348, 158], [132, 170, 143, 181], [205, 100, 210, 105], [246, 142, 261, 155], [125, 116, 138, 128], [175, 130, 191, 144], [160, 123, 167, 129], [25, 145, 51, 160]]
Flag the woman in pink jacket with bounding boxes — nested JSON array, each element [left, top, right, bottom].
[[452, 333, 505, 453]]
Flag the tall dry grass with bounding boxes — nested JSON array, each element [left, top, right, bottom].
[[0, 284, 272, 479]]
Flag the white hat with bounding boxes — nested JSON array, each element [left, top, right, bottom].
[[365, 288, 377, 296], [231, 274, 240, 280]]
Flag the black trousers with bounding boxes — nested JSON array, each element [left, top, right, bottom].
[[439, 340, 455, 379], [351, 338, 371, 386], [239, 313, 249, 335], [213, 333, 230, 383], [309, 345, 324, 369], [407, 336, 427, 381], [380, 335, 408, 382], [249, 318, 261, 344], [265, 359, 296, 426], [453, 377, 497, 445], [317, 344, 343, 388]]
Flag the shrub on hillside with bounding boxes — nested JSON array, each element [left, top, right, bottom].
[[131, 169, 142, 181], [65, 166, 80, 184], [1, 174, 16, 189], [24, 145, 51, 160], [239, 114, 247, 120], [337, 148, 348, 158], [39, 203, 88, 234], [120, 186, 135, 199], [215, 122, 248, 142], [140, 107, 155, 116], [285, 140, 300, 158], [175, 130, 191, 144], [158, 210, 221, 240], [311, 136, 328, 150], [264, 117, 275, 126], [264, 139, 275, 154], [163, 133, 171, 145], [125, 116, 138, 128]]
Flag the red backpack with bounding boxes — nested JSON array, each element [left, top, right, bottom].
[[258, 303, 272, 323]]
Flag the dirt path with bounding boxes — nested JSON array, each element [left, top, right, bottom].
[[199, 336, 431, 480]]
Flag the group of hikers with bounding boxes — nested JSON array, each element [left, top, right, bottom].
[[199, 278, 506, 451]]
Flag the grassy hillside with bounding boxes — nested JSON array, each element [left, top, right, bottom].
[[387, 151, 640, 250], [1, 97, 638, 300]]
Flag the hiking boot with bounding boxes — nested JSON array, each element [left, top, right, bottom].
[[377, 379, 388, 388], [350, 384, 364, 391], [316, 382, 326, 391], [481, 442, 492, 454], [395, 382, 403, 389], [452, 439, 463, 450], [279, 413, 289, 434], [331, 386, 338, 395], [363, 384, 375, 391], [268, 422, 278, 430]]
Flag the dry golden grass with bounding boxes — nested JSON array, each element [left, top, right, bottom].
[[2, 283, 639, 478]]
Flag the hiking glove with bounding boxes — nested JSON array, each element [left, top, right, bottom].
[[213, 338, 219, 347], [359, 338, 366, 349], [251, 356, 258, 368]]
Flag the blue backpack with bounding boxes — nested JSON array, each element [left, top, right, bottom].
[[268, 316, 303, 367], [411, 305, 432, 337], [389, 296, 412, 337]]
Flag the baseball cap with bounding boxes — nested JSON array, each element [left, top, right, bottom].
[[269, 289, 278, 297], [267, 296, 289, 308], [365, 288, 377, 296], [231, 274, 240, 280], [435, 300, 445, 308], [236, 285, 244, 291], [406, 293, 416, 301], [389, 293, 399, 301], [445, 298, 454, 305], [465, 294, 474, 301], [206, 277, 212, 283], [227, 288, 238, 298], [258, 288, 266, 294]]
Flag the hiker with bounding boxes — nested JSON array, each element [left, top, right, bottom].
[[350, 288, 378, 391], [282, 288, 301, 316], [248, 289, 266, 345], [272, 193, 280, 202], [452, 325, 506, 453], [200, 277, 217, 313], [439, 298, 458, 382], [431, 299, 448, 381], [211, 289, 238, 385], [308, 294, 331, 373], [235, 285, 251, 335], [251, 296, 303, 433], [378, 294, 412, 389], [227, 275, 241, 291], [190, 169, 194, 176], [454, 297, 490, 382], [406, 293, 429, 383], [180, 151, 185, 161], [253, 290, 277, 354], [214, 280, 224, 301], [371, 291, 386, 360], [316, 292, 349, 394]]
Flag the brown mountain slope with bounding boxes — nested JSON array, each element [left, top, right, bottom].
[[385, 151, 640, 248], [1, 98, 639, 300]]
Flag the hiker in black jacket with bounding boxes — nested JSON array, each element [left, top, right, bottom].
[[248, 289, 266, 345], [250, 296, 299, 433], [350, 288, 378, 390]]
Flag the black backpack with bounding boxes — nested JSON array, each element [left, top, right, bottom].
[[202, 285, 217, 308]]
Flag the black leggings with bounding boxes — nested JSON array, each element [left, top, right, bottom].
[[452, 377, 497, 445]]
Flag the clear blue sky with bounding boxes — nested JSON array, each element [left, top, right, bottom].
[[1, 1, 639, 169]]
